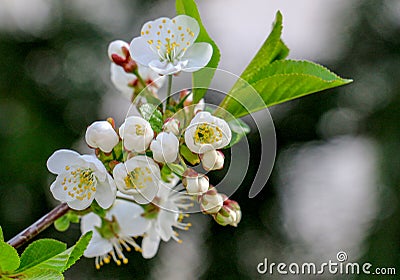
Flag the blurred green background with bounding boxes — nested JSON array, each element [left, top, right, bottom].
[[0, 0, 399, 279]]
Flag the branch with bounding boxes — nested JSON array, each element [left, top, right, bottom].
[[7, 203, 70, 249]]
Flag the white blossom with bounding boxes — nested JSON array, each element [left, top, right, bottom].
[[119, 116, 154, 153], [162, 118, 180, 136], [85, 121, 119, 153], [81, 199, 148, 268], [130, 15, 213, 75], [47, 149, 116, 210], [113, 156, 161, 204], [182, 169, 209, 195], [150, 132, 179, 163], [184, 111, 232, 154], [199, 188, 223, 214]]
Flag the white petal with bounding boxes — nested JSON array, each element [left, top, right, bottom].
[[110, 64, 137, 99], [67, 196, 93, 210], [132, 185, 158, 204], [108, 199, 150, 236], [80, 212, 101, 233], [81, 155, 107, 182], [182, 42, 213, 72], [47, 149, 81, 174], [148, 60, 185, 76], [172, 15, 200, 42], [142, 234, 160, 259], [130, 37, 158, 67], [108, 40, 129, 61], [84, 231, 113, 258], [158, 210, 176, 241], [94, 174, 116, 209], [49, 178, 67, 202]]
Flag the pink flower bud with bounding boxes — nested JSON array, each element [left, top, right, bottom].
[[182, 169, 209, 195], [199, 187, 223, 214], [213, 198, 242, 227]]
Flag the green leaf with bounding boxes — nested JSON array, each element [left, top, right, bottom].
[[179, 145, 200, 165], [239, 11, 287, 83], [139, 104, 163, 133], [67, 212, 80, 224], [18, 239, 66, 272], [176, 0, 221, 102], [217, 60, 352, 118], [0, 227, 3, 242], [225, 118, 251, 148], [161, 164, 173, 182], [0, 242, 20, 273], [167, 163, 185, 177], [54, 216, 70, 232], [63, 231, 92, 272], [9, 268, 63, 280], [91, 200, 107, 218]]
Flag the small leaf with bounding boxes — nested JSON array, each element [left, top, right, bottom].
[[67, 212, 80, 224], [91, 200, 106, 218], [54, 216, 70, 232], [225, 118, 251, 148], [167, 163, 185, 177], [0, 242, 20, 273], [176, 0, 221, 102], [139, 104, 163, 133], [180, 145, 200, 165], [161, 164, 173, 182], [18, 239, 66, 272], [63, 231, 92, 272]]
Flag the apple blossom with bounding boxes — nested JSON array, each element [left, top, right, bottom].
[[130, 15, 213, 75], [85, 121, 119, 153], [213, 199, 242, 227], [184, 111, 232, 154], [162, 118, 180, 136], [113, 156, 161, 204], [119, 116, 154, 153], [81, 199, 148, 268], [150, 132, 179, 163], [47, 149, 116, 210]]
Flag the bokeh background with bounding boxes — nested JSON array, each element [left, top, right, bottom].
[[0, 0, 399, 279]]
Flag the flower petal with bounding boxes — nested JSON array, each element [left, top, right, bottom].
[[172, 15, 200, 43], [94, 174, 116, 209], [47, 149, 81, 174], [142, 229, 161, 259], [130, 37, 158, 67], [108, 40, 129, 61], [49, 178, 67, 202], [132, 184, 158, 204], [84, 231, 113, 258], [110, 64, 137, 98], [182, 42, 213, 72], [80, 212, 101, 233], [67, 196, 93, 210], [148, 60, 186, 75]]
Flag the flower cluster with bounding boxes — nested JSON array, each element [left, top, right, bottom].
[[46, 14, 242, 269]]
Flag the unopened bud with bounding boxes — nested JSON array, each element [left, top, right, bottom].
[[194, 98, 205, 114], [200, 150, 224, 171], [85, 121, 119, 153], [163, 118, 180, 136], [199, 187, 223, 214], [214, 198, 242, 227], [182, 169, 209, 195]]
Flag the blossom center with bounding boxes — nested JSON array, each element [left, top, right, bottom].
[[194, 123, 223, 144], [125, 167, 153, 189], [61, 166, 97, 201]]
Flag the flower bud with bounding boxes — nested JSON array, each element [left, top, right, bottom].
[[85, 121, 119, 153], [200, 150, 224, 171], [214, 198, 242, 227], [163, 118, 180, 136], [194, 98, 205, 114], [182, 169, 209, 195], [199, 187, 223, 214], [150, 132, 179, 163], [119, 116, 154, 153]]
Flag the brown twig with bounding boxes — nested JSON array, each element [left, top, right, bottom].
[[7, 203, 70, 249]]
